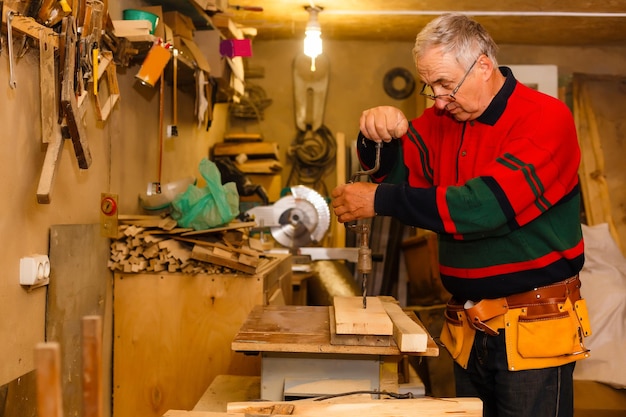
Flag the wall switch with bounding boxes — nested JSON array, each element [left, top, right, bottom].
[[20, 254, 50, 286]]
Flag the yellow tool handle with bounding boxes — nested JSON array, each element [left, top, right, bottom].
[[93, 47, 99, 95]]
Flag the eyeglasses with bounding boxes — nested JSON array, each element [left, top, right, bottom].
[[420, 57, 479, 101]]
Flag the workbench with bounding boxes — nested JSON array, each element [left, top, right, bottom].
[[231, 304, 438, 401]]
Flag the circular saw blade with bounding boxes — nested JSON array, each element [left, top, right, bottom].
[[270, 185, 330, 248]]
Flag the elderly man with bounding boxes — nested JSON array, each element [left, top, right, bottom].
[[332, 13, 591, 417]]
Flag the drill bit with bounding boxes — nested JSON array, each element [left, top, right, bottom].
[[362, 273, 368, 308], [356, 223, 372, 308]]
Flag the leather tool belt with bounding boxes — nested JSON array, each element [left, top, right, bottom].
[[463, 275, 583, 336], [440, 275, 592, 371]]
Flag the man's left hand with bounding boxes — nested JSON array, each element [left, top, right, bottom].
[[331, 182, 378, 223]]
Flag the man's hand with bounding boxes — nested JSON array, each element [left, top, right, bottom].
[[360, 106, 409, 143], [331, 182, 379, 223]]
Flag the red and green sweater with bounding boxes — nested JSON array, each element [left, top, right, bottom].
[[360, 67, 584, 300]]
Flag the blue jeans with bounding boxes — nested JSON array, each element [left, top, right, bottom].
[[454, 330, 575, 417]]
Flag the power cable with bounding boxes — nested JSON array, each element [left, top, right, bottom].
[[285, 125, 336, 196]]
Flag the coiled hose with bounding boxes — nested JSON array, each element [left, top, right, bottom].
[[286, 125, 336, 196]]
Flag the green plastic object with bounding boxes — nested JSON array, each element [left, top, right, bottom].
[[170, 159, 240, 230], [123, 9, 159, 34]]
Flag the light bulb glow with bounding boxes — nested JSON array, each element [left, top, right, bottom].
[[304, 29, 322, 59], [303, 6, 323, 72]]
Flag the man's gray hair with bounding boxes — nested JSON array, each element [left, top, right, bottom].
[[413, 13, 499, 68]]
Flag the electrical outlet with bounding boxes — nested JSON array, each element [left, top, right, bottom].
[[20, 254, 50, 286]]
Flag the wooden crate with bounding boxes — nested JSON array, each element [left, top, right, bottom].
[[113, 254, 291, 417]]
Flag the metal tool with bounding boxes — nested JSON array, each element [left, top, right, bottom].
[[269, 185, 331, 249], [7, 10, 17, 89], [347, 141, 383, 308]]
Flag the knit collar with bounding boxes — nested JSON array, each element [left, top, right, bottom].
[[475, 66, 516, 126]]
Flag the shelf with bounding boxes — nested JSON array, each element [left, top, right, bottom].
[[143, 0, 215, 30]]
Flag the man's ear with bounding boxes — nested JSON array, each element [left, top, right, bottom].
[[477, 54, 494, 81]]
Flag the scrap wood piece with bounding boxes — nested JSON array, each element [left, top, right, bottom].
[[82, 316, 103, 417], [333, 296, 393, 336], [94, 51, 121, 121], [190, 244, 256, 274], [328, 307, 391, 347], [181, 221, 257, 236], [235, 158, 283, 174], [380, 298, 428, 353], [213, 141, 280, 160], [36, 127, 64, 204], [3, 6, 59, 49], [224, 132, 264, 142], [35, 342, 63, 417], [40, 27, 57, 144]]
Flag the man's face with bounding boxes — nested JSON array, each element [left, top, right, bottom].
[[417, 48, 484, 122]]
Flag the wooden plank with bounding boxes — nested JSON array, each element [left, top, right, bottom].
[[333, 132, 347, 248], [226, 397, 483, 416], [191, 245, 257, 274], [36, 126, 64, 203], [213, 141, 280, 160], [181, 221, 257, 236], [380, 299, 428, 352], [94, 52, 121, 121], [48, 224, 112, 417], [3, 6, 59, 49], [82, 316, 103, 417], [35, 343, 64, 417], [573, 74, 625, 253], [224, 132, 264, 142], [333, 296, 393, 336], [329, 307, 391, 347], [39, 27, 56, 144], [234, 158, 283, 174]]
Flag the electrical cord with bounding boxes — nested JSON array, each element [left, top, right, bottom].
[[286, 125, 336, 196], [313, 389, 415, 401]]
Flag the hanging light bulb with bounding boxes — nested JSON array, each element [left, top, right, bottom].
[[304, 5, 323, 71]]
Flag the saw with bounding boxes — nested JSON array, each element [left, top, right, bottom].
[[247, 185, 330, 249]]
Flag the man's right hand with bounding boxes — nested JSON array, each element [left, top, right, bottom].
[[359, 106, 409, 143]]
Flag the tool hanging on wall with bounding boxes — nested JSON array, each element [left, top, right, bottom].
[[288, 53, 335, 196], [60, 15, 92, 170], [149, 69, 166, 197], [7, 9, 17, 89], [167, 48, 179, 137]]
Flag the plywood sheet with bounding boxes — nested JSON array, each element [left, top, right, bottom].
[[574, 73, 626, 255], [47, 224, 112, 417], [113, 255, 291, 417]]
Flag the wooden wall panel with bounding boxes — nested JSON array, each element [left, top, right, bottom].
[[113, 255, 291, 417], [574, 74, 626, 254]]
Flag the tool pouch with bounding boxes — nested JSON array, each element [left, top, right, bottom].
[[440, 300, 475, 369], [505, 298, 591, 371]]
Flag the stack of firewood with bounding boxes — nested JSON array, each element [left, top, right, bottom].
[[108, 215, 269, 275]]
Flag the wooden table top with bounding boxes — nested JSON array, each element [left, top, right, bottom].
[[231, 305, 439, 356]]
